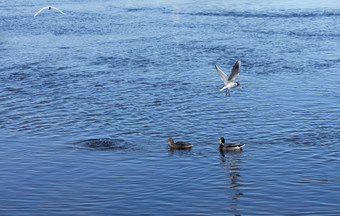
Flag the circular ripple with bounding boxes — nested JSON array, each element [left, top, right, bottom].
[[74, 138, 128, 151]]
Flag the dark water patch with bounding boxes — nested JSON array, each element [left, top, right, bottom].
[[243, 28, 340, 39], [176, 9, 340, 18], [73, 138, 129, 151], [288, 31, 340, 38]]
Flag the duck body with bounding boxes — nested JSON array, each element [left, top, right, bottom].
[[219, 143, 245, 151], [219, 137, 244, 151], [167, 138, 192, 149]]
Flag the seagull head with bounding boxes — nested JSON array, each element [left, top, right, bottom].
[[48, 6, 52, 10], [236, 82, 242, 87]]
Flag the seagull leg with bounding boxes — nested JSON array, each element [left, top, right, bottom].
[[226, 89, 230, 96]]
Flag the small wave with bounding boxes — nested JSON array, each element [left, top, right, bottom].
[[125, 8, 150, 12], [125, 7, 167, 13]]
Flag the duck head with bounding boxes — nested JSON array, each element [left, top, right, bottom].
[[218, 137, 225, 151]]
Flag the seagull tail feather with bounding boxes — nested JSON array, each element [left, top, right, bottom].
[[219, 85, 228, 91]]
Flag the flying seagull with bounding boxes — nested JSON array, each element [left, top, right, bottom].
[[215, 60, 242, 96], [34, 6, 65, 17]]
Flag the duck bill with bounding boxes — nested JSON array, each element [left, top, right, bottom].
[[218, 140, 222, 143]]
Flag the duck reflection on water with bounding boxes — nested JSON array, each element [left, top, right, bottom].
[[220, 150, 244, 213]]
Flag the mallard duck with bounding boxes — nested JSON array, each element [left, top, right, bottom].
[[219, 137, 244, 151], [167, 138, 192, 149], [34, 6, 66, 17], [215, 60, 242, 96]]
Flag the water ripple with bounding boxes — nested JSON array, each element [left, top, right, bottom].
[[1, 0, 340, 215]]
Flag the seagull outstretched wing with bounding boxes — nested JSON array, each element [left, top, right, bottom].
[[228, 61, 241, 82], [215, 65, 229, 85], [34, 6, 49, 17], [51, 7, 65, 15]]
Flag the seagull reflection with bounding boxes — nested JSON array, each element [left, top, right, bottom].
[[220, 150, 244, 212]]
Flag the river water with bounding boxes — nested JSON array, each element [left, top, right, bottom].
[[1, 0, 339, 215]]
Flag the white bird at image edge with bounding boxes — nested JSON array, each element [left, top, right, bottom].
[[34, 6, 66, 17]]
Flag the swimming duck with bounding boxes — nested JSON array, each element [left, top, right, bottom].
[[215, 60, 242, 96], [219, 137, 244, 151], [34, 6, 66, 17], [167, 138, 192, 149]]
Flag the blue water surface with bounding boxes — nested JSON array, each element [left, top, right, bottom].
[[0, 0, 339, 215]]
